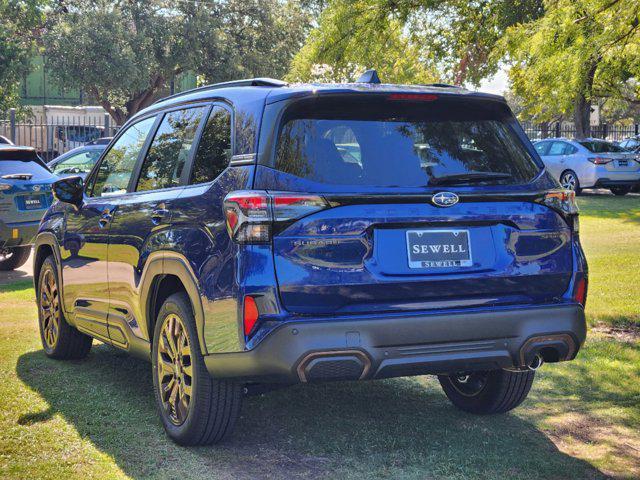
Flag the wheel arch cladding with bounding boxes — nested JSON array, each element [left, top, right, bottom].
[[144, 252, 209, 355]]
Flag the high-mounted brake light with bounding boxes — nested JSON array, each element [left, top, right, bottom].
[[588, 157, 612, 165], [224, 191, 329, 244], [388, 93, 438, 102], [541, 189, 579, 234]]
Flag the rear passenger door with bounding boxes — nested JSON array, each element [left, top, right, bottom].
[[541, 141, 569, 180], [106, 106, 209, 348]]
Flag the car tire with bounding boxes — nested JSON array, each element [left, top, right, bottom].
[[0, 246, 31, 271], [560, 170, 581, 195], [152, 292, 242, 445], [438, 369, 535, 414], [37, 255, 93, 359], [610, 186, 632, 196]]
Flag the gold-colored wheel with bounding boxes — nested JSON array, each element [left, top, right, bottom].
[[157, 313, 193, 426], [40, 269, 60, 349]]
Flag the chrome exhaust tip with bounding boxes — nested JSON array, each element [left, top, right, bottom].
[[527, 354, 544, 371]]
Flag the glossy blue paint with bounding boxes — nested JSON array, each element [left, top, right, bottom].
[[33, 81, 588, 375]]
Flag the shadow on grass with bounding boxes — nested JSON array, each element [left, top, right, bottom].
[[16, 345, 607, 480], [0, 279, 33, 293]]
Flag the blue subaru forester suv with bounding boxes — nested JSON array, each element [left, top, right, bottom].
[[34, 73, 588, 445], [1, 147, 56, 270]]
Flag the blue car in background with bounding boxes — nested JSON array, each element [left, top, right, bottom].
[[47, 145, 106, 180], [0, 147, 56, 270], [34, 74, 588, 446]]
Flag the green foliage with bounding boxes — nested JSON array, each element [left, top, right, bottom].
[[0, 0, 46, 115], [45, 0, 308, 124], [502, 0, 640, 133], [288, 0, 542, 85], [288, 1, 439, 84]]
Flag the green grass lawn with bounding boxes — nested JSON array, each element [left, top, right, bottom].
[[0, 194, 638, 479]]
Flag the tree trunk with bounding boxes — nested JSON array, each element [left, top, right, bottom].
[[573, 60, 599, 139], [573, 94, 591, 139]]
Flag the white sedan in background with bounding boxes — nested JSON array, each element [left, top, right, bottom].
[[534, 138, 640, 195]]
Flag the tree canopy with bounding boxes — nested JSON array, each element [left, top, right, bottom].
[[0, 0, 46, 115], [503, 0, 640, 137], [288, 0, 542, 85], [45, 0, 308, 124]]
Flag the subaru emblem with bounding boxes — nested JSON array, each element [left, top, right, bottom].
[[32, 185, 41, 192], [432, 192, 459, 207]]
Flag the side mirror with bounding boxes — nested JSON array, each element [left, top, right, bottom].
[[52, 176, 84, 209]]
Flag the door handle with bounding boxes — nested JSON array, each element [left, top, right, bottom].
[[151, 204, 169, 224], [98, 209, 112, 228]]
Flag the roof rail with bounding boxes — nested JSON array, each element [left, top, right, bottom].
[[153, 78, 288, 105]]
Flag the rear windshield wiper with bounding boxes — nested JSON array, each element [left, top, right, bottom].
[[428, 172, 512, 186]]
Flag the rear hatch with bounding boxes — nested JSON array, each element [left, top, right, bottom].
[[254, 93, 574, 315], [0, 150, 56, 220]]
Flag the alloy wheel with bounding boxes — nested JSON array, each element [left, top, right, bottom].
[[561, 172, 577, 191], [157, 313, 193, 426], [447, 371, 489, 397], [40, 269, 61, 349]]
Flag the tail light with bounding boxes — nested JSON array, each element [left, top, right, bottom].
[[541, 189, 579, 234], [224, 190, 329, 243], [588, 157, 612, 165]]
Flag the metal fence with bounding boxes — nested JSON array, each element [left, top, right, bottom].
[[521, 122, 640, 142], [0, 108, 117, 161]]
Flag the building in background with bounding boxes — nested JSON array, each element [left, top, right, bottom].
[[20, 55, 197, 109]]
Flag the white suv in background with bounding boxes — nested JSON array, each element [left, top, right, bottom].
[[534, 138, 640, 195]]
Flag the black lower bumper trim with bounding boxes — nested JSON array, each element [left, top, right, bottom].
[[204, 304, 586, 383], [0, 220, 39, 248]]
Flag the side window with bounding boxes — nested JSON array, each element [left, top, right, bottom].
[[547, 141, 568, 156], [534, 142, 549, 156], [565, 144, 578, 155], [90, 117, 156, 197], [190, 106, 232, 184], [53, 150, 102, 175], [136, 107, 207, 192]]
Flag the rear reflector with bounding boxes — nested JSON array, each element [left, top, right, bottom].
[[243, 296, 259, 335], [573, 277, 587, 306]]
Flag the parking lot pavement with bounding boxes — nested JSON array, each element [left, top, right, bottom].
[[0, 251, 33, 285]]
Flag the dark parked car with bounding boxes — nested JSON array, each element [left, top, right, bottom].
[[34, 73, 588, 446], [0, 135, 13, 145], [0, 147, 56, 270], [47, 145, 106, 180]]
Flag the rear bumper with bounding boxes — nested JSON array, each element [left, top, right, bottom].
[[0, 219, 40, 248], [204, 303, 586, 383], [593, 178, 640, 188]]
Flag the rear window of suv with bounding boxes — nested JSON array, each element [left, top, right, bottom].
[[271, 96, 540, 188]]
